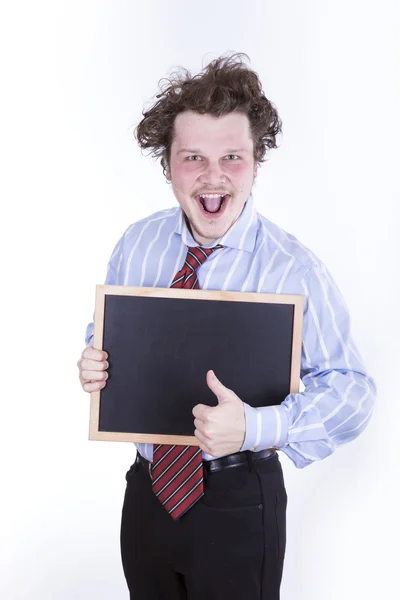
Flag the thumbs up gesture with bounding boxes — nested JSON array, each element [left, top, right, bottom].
[[192, 370, 246, 458]]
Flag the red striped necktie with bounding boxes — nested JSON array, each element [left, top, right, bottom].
[[150, 244, 223, 520]]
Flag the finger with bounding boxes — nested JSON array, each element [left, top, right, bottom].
[[192, 404, 210, 420], [194, 428, 211, 448], [194, 419, 214, 440], [198, 442, 214, 455], [82, 346, 108, 362], [81, 370, 108, 382], [82, 380, 107, 393], [79, 358, 109, 372], [193, 417, 205, 431], [195, 434, 216, 456], [206, 370, 229, 400]]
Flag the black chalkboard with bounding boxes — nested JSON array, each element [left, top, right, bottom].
[[89, 287, 303, 444]]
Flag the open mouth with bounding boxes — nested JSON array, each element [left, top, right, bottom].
[[195, 194, 231, 215]]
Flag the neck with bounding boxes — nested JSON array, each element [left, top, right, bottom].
[[184, 214, 218, 247]]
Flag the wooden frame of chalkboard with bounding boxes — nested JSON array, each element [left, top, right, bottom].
[[89, 286, 304, 445]]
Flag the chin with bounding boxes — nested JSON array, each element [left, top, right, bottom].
[[195, 222, 231, 243]]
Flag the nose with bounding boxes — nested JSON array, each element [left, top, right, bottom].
[[199, 160, 227, 185]]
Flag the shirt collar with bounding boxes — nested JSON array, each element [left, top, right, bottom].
[[174, 192, 258, 252]]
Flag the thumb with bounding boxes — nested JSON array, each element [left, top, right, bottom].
[[206, 370, 230, 404]]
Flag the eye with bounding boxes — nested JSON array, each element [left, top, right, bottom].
[[186, 155, 202, 161], [225, 155, 239, 160]]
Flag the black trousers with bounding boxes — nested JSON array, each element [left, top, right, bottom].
[[120, 452, 287, 600]]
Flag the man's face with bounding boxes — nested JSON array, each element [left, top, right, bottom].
[[166, 110, 257, 246]]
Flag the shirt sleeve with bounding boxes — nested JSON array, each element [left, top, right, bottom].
[[84, 235, 125, 347], [240, 261, 377, 468]]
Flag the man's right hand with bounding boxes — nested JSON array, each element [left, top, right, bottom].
[[77, 346, 109, 393]]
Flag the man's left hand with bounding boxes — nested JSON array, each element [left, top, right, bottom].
[[192, 370, 246, 457]]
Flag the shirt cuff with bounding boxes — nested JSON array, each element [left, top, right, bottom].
[[240, 403, 289, 452], [85, 323, 94, 347]]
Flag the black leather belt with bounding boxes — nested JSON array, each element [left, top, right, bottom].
[[136, 447, 276, 474]]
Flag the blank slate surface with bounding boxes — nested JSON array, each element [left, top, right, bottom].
[[89, 286, 304, 445]]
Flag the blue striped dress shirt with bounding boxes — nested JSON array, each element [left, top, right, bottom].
[[85, 192, 376, 468]]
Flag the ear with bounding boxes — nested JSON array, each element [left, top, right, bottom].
[[254, 163, 258, 179], [165, 165, 171, 182]]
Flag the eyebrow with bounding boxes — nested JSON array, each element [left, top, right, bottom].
[[177, 148, 249, 154]]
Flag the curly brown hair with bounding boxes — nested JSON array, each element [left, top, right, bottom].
[[134, 52, 282, 178]]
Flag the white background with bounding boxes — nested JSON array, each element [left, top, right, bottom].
[[1, 1, 399, 598]]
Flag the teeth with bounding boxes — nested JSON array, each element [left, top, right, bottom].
[[199, 193, 228, 198]]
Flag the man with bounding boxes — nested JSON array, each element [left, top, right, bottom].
[[77, 53, 376, 599]]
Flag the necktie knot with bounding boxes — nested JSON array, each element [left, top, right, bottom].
[[171, 244, 223, 289], [187, 244, 223, 269]]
